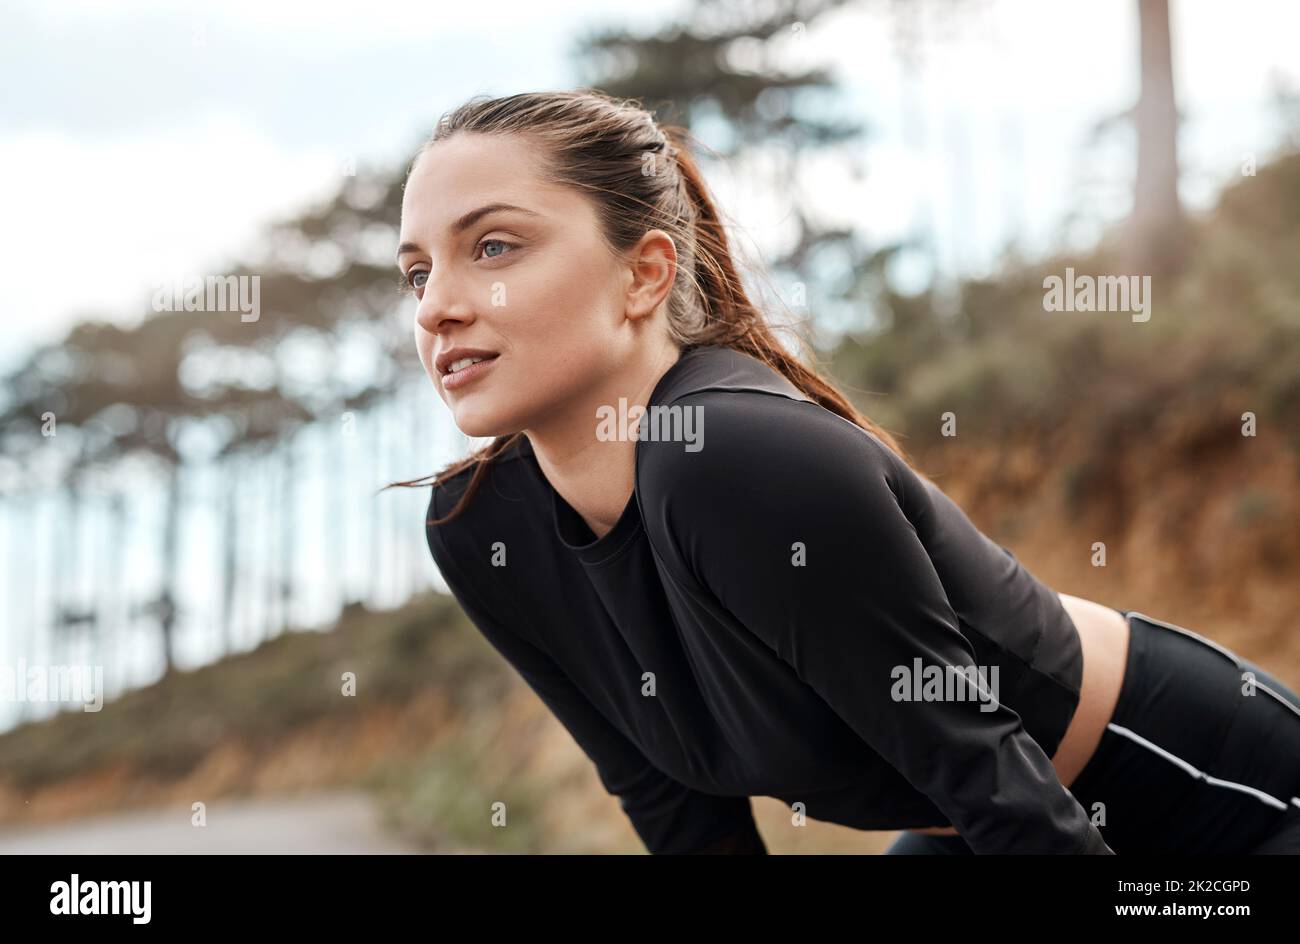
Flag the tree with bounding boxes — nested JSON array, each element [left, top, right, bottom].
[[1127, 0, 1188, 276]]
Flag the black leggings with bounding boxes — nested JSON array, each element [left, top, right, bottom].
[[885, 609, 1300, 854]]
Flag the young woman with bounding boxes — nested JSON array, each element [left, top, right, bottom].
[[390, 89, 1300, 854]]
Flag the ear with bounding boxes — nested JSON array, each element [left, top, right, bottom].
[[624, 229, 678, 322]]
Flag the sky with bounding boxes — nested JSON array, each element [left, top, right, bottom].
[[2, 0, 1299, 372]]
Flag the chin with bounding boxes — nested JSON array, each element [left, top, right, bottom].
[[451, 402, 521, 440]]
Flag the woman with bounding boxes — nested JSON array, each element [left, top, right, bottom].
[[389, 90, 1300, 854]]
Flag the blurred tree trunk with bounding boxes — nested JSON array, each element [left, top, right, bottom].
[[260, 458, 275, 644], [55, 480, 98, 677], [107, 491, 126, 698], [406, 388, 424, 597], [158, 463, 180, 675], [391, 391, 411, 602], [278, 436, 296, 634], [369, 406, 383, 604], [329, 415, 349, 612], [52, 484, 74, 670], [221, 459, 239, 653], [1127, 0, 1188, 276]]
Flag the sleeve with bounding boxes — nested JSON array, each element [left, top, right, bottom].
[[425, 487, 767, 855], [640, 391, 1114, 855]]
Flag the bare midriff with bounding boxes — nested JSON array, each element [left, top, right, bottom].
[[908, 592, 1131, 837]]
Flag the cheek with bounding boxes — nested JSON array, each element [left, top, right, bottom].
[[517, 334, 615, 414], [513, 261, 618, 342]]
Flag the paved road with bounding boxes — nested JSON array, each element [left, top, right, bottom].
[[0, 791, 424, 854]]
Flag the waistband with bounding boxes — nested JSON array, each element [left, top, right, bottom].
[[1100, 608, 1145, 738], [1066, 608, 1300, 852], [1067, 608, 1182, 800], [1071, 608, 1291, 804], [1064, 610, 1168, 816]]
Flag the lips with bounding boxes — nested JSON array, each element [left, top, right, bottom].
[[440, 352, 500, 391], [435, 347, 500, 376]]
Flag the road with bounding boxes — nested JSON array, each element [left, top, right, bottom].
[[0, 791, 424, 854]]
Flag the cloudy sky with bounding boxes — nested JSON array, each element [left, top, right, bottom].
[[2, 0, 1298, 371]]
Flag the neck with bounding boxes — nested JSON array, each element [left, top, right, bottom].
[[525, 341, 682, 540]]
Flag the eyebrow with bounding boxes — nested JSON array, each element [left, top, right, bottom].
[[396, 202, 541, 261]]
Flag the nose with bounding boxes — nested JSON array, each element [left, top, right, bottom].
[[414, 267, 475, 337]]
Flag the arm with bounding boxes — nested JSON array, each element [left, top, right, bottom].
[[426, 489, 766, 855], [641, 391, 1113, 855]]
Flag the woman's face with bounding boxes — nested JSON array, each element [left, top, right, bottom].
[[399, 132, 653, 439]]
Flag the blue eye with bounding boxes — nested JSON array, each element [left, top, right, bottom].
[[402, 239, 515, 295], [478, 238, 515, 260]]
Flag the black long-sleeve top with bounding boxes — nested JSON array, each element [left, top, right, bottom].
[[424, 343, 1114, 855]]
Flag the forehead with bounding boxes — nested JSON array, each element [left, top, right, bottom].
[[400, 132, 571, 235]]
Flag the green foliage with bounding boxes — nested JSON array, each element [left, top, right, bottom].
[[824, 152, 1300, 450]]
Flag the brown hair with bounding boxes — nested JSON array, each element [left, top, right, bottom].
[[385, 89, 917, 525]]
